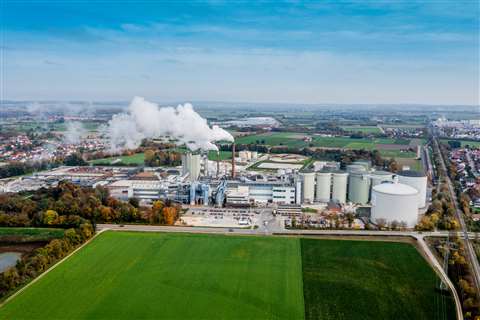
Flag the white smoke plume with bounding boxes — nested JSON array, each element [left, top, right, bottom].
[[106, 97, 234, 151], [63, 121, 87, 144]]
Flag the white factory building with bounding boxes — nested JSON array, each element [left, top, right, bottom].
[[225, 182, 296, 205]]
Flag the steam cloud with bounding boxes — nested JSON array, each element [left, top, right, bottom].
[[106, 97, 234, 151], [64, 122, 87, 144]]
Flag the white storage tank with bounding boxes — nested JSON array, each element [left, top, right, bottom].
[[346, 164, 366, 173], [371, 182, 419, 227], [348, 171, 371, 204], [397, 170, 427, 208], [301, 171, 316, 203], [332, 171, 348, 204], [315, 171, 331, 202], [370, 170, 395, 187]]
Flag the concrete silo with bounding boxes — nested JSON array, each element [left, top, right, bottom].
[[301, 171, 316, 203], [182, 153, 201, 181], [370, 170, 395, 187], [315, 171, 331, 203], [331, 171, 348, 204], [397, 170, 427, 208], [348, 171, 371, 204], [371, 183, 419, 227]]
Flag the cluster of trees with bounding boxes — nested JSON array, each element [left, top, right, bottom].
[[144, 150, 181, 167], [0, 161, 55, 179], [433, 237, 479, 319], [416, 185, 459, 231], [144, 200, 181, 225], [62, 153, 88, 166], [0, 223, 94, 298]]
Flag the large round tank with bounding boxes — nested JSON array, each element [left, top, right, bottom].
[[315, 171, 331, 202], [348, 171, 371, 204], [397, 170, 427, 208], [371, 183, 419, 227], [301, 172, 316, 203], [370, 170, 395, 187], [352, 160, 371, 170], [332, 171, 348, 204], [346, 164, 366, 173]]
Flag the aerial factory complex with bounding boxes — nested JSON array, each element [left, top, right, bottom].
[[1, 1, 479, 319]]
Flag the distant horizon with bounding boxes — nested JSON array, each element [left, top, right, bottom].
[[1, 98, 479, 108]]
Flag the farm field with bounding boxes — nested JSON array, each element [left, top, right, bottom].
[[301, 239, 455, 320], [341, 125, 382, 133], [89, 153, 145, 165], [207, 150, 232, 160], [0, 232, 455, 320], [235, 132, 415, 151]]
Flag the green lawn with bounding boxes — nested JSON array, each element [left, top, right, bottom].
[[301, 239, 455, 320], [0, 233, 454, 320], [89, 153, 145, 165]]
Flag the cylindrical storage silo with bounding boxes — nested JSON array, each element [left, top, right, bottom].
[[346, 164, 366, 173], [370, 170, 395, 187], [352, 160, 371, 171], [301, 171, 315, 203], [397, 170, 427, 208], [348, 171, 371, 204], [315, 171, 331, 202], [332, 171, 348, 204], [371, 183, 419, 228]]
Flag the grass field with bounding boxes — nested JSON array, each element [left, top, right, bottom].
[[235, 132, 413, 151], [207, 150, 232, 160], [301, 239, 454, 320], [341, 125, 382, 134], [0, 232, 455, 320], [89, 153, 145, 165]]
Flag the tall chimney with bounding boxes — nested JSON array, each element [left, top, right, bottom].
[[216, 150, 220, 177], [231, 143, 236, 178]]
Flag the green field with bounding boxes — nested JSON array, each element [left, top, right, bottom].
[[0, 227, 64, 240], [235, 132, 413, 151], [208, 150, 232, 160], [89, 153, 145, 165], [341, 125, 382, 134], [0, 232, 455, 320]]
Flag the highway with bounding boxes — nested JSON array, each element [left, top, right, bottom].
[[97, 222, 464, 319]]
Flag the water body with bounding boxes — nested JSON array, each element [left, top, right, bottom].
[[0, 252, 22, 272]]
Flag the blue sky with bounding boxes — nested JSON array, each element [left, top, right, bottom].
[[1, 0, 479, 105]]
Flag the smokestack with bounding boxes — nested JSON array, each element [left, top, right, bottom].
[[231, 143, 236, 178], [216, 150, 220, 177]]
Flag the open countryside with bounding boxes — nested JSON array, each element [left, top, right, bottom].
[[0, 232, 454, 320]]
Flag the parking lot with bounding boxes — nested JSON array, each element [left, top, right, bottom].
[[180, 207, 262, 228]]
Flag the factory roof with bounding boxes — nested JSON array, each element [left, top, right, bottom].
[[398, 170, 426, 177], [373, 182, 418, 196], [371, 170, 393, 176]]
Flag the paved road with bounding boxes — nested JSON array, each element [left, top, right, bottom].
[[433, 136, 480, 295], [97, 222, 464, 319]]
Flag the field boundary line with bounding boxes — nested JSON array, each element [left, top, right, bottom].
[[0, 228, 109, 308]]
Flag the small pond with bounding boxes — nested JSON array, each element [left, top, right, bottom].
[[0, 252, 22, 272]]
